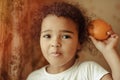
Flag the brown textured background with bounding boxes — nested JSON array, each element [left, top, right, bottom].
[[0, 0, 120, 80]]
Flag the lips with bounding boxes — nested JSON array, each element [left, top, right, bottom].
[[50, 52, 62, 57]]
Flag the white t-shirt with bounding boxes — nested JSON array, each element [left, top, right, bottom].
[[27, 60, 109, 80]]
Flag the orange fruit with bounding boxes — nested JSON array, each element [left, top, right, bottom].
[[88, 19, 113, 40]]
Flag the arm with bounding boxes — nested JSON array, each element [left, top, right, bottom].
[[90, 33, 120, 80]]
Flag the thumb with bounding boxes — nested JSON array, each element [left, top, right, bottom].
[[89, 36, 98, 44]]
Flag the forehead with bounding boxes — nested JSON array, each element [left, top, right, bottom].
[[41, 15, 78, 32]]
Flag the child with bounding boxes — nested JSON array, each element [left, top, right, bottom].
[[27, 2, 120, 80]]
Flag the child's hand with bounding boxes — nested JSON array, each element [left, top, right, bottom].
[[89, 32, 119, 54]]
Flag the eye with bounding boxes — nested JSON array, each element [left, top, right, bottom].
[[43, 34, 51, 39], [62, 35, 71, 39]]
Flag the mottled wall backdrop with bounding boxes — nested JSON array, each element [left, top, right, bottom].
[[0, 0, 120, 80]]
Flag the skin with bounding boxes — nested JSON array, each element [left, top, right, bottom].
[[90, 33, 120, 80], [40, 15, 80, 74], [40, 14, 120, 80]]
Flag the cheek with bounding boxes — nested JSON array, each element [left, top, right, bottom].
[[62, 40, 79, 54], [40, 41, 49, 60], [40, 39, 47, 53]]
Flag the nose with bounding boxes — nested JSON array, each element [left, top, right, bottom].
[[51, 38, 61, 47]]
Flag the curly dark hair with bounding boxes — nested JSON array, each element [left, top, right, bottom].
[[32, 1, 90, 44]]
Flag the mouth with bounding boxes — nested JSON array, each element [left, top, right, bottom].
[[50, 52, 62, 57]]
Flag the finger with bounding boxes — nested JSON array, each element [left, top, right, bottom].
[[107, 30, 114, 35], [111, 34, 119, 39], [108, 34, 119, 47]]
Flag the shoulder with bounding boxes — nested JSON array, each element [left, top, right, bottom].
[[79, 61, 108, 73], [78, 60, 100, 68], [74, 60, 100, 75], [78, 61, 109, 80], [26, 66, 45, 80], [80, 61, 98, 65], [74, 60, 99, 70]]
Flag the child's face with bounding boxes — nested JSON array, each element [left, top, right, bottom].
[[40, 15, 80, 67]]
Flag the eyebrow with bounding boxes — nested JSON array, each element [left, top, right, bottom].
[[60, 30, 74, 34], [41, 30, 51, 33], [41, 30, 74, 34]]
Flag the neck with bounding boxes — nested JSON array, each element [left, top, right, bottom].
[[46, 58, 76, 74]]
